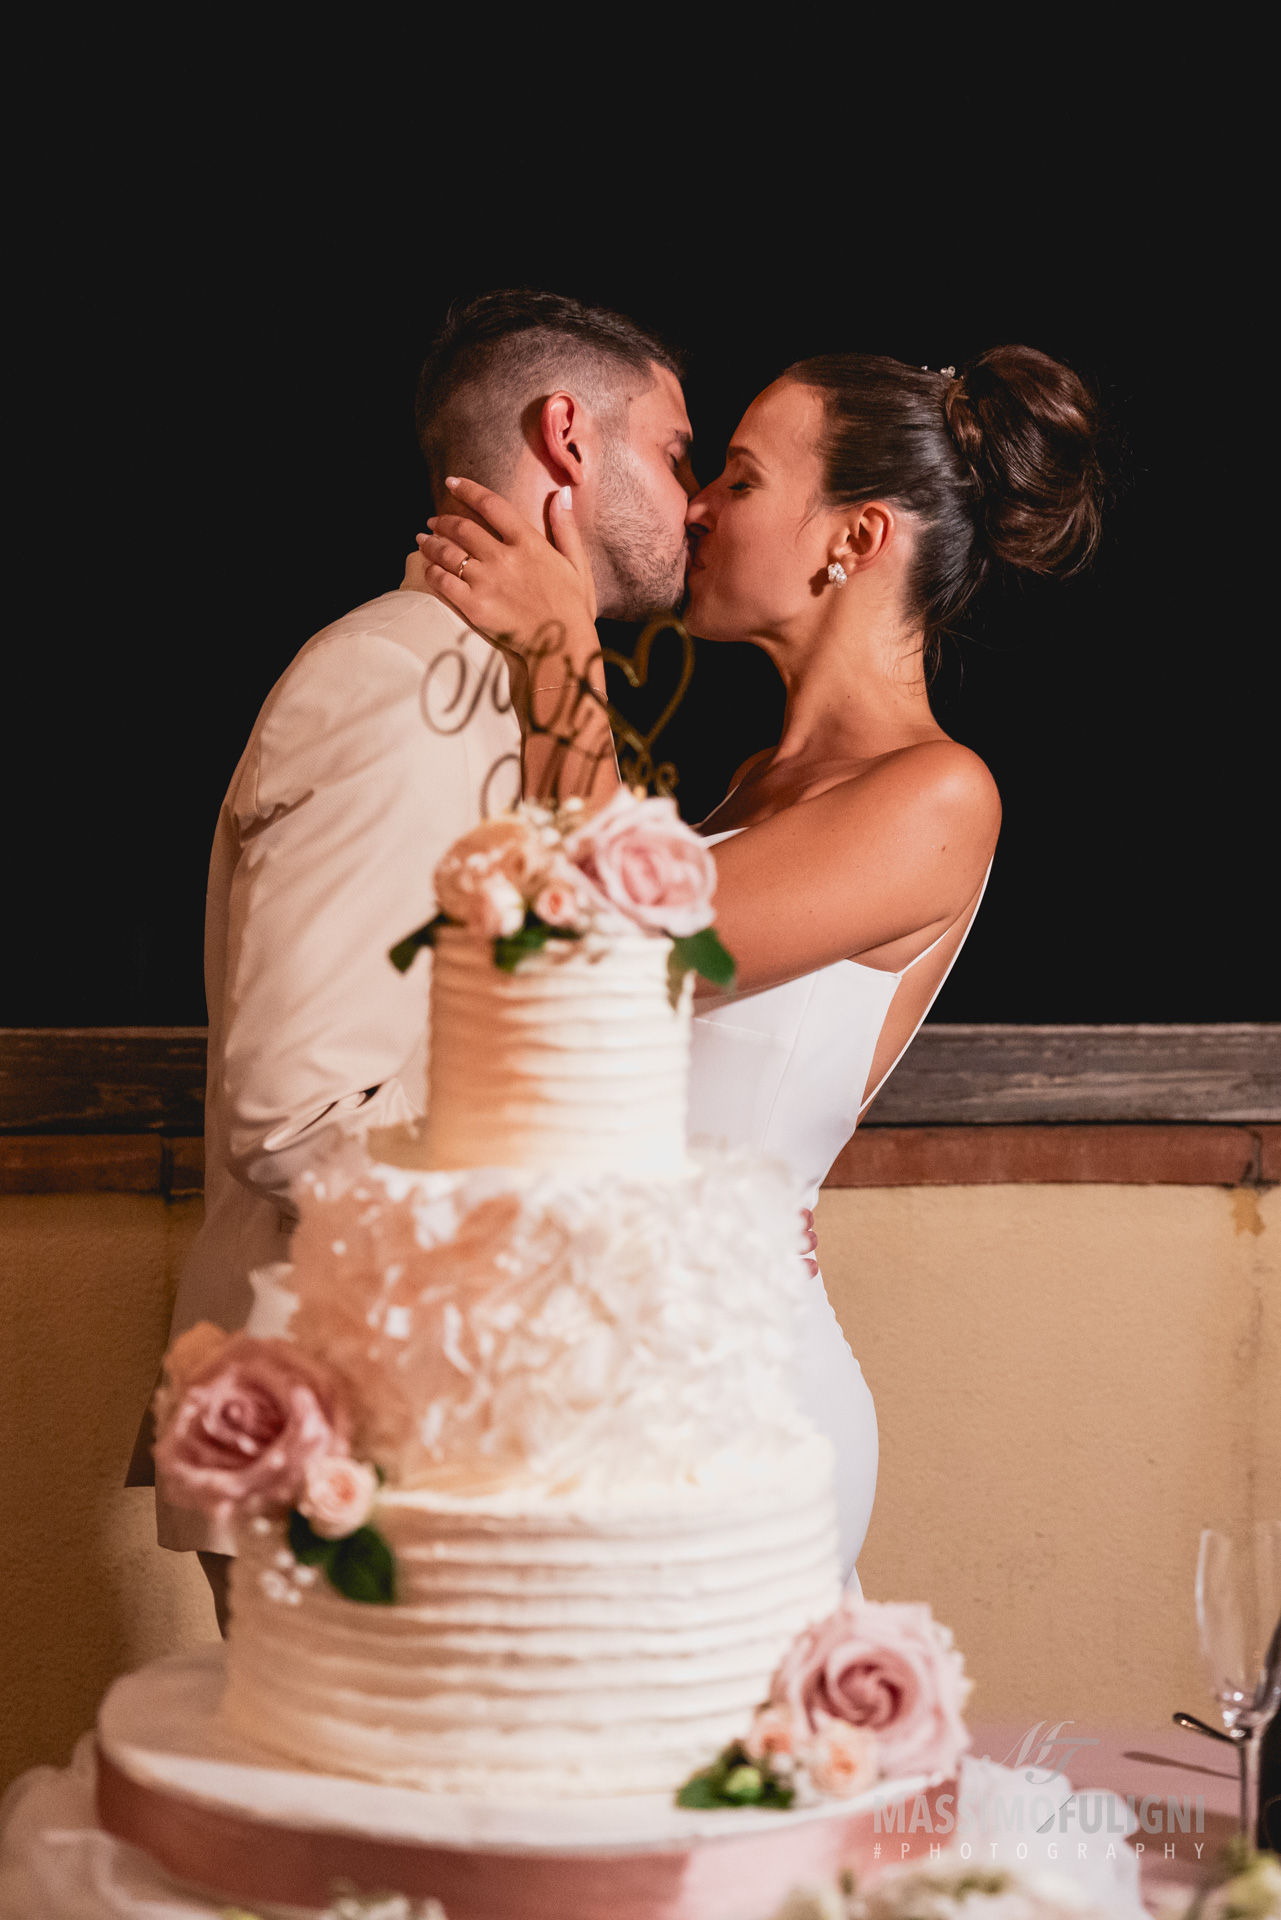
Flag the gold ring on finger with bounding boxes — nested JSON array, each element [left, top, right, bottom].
[[457, 556, 469, 579]]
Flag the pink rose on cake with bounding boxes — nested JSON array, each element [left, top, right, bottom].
[[153, 1327, 354, 1523], [565, 789, 717, 937], [150, 1320, 230, 1434], [770, 1598, 972, 1780], [392, 793, 734, 990]]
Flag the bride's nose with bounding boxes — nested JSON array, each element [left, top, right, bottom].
[[685, 484, 715, 531]]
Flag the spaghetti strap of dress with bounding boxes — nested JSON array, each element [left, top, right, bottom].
[[855, 857, 994, 1115]]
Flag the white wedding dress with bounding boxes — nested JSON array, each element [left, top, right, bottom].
[[688, 830, 991, 1584]]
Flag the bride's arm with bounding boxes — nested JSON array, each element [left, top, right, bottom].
[[705, 743, 1000, 995], [411, 477, 621, 808]]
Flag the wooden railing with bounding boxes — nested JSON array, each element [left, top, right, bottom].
[[2, 1026, 1278, 1193]]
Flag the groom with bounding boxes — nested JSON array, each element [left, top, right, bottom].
[[149, 289, 696, 1619]]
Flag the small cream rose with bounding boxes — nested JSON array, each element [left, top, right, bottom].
[[803, 1718, 880, 1797], [744, 1702, 802, 1764], [298, 1454, 378, 1539], [532, 856, 603, 932]]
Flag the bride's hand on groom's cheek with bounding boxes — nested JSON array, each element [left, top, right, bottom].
[[414, 476, 598, 654]]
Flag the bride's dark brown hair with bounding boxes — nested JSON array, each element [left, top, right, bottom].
[[786, 346, 1105, 667]]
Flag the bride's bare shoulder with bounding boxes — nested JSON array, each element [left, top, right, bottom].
[[863, 736, 999, 811], [821, 736, 1001, 856]]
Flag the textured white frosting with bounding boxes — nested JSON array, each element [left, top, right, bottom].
[[222, 1437, 839, 1798], [399, 929, 692, 1176], [274, 1151, 816, 1494]]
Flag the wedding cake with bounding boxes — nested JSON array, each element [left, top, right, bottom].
[[153, 792, 842, 1800]]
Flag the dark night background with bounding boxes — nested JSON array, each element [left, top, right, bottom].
[[5, 150, 1271, 1027]]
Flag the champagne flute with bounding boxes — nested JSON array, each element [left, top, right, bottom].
[[1195, 1521, 1281, 1843]]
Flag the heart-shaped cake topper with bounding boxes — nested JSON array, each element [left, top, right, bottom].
[[600, 615, 696, 798]]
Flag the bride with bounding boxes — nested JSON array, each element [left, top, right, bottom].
[[413, 345, 1104, 1582]]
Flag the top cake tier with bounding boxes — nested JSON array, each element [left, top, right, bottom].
[[410, 928, 693, 1176]]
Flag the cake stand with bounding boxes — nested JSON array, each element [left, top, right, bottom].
[[97, 1648, 949, 1920]]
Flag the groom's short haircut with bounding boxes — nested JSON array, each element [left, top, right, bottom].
[[415, 289, 682, 500]]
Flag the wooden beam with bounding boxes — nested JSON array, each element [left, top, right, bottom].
[[1, 1025, 1278, 1135], [2, 1129, 1274, 1196], [0, 1135, 204, 1197], [825, 1125, 1279, 1189], [864, 1024, 1280, 1125], [0, 1029, 207, 1135]]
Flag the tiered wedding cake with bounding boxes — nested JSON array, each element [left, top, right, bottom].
[[155, 793, 842, 1800]]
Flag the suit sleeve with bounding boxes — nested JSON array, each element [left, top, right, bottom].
[[219, 630, 437, 1210]]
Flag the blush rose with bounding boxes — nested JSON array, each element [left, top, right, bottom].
[[298, 1454, 378, 1538], [566, 790, 716, 937], [770, 1599, 972, 1779], [153, 1331, 354, 1524]]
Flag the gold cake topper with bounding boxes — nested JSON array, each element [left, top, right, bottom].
[[523, 613, 695, 802]]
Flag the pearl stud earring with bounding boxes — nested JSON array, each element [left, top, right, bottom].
[[827, 562, 848, 587]]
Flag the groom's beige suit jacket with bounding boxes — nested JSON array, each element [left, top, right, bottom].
[[157, 587, 519, 1550]]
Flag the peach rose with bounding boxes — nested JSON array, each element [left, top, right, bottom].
[[804, 1718, 880, 1797], [434, 816, 547, 933], [153, 1334, 353, 1523], [770, 1599, 972, 1779], [298, 1454, 378, 1538], [565, 790, 716, 937]]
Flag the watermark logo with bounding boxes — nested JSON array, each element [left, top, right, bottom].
[[869, 1719, 1209, 1868]]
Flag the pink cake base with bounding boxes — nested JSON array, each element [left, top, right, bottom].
[[97, 1650, 951, 1920]]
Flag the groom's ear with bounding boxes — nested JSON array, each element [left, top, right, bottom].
[[539, 391, 590, 489]]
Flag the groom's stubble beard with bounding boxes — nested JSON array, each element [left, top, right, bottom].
[[590, 434, 688, 622]]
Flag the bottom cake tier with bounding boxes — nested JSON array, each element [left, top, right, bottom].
[[94, 1647, 946, 1920], [222, 1433, 840, 1798]]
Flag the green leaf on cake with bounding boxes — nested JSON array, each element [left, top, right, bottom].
[[669, 928, 736, 991], [674, 1739, 795, 1811], [389, 912, 450, 973], [675, 1770, 727, 1808], [493, 913, 582, 973], [287, 1508, 333, 1565], [285, 1510, 396, 1605], [327, 1525, 396, 1606]]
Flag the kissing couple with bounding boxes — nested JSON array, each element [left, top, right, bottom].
[[155, 287, 1104, 1625]]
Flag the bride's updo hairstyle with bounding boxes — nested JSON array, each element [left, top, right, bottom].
[[787, 346, 1104, 661]]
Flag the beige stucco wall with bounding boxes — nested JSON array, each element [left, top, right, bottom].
[[1, 1181, 1276, 1791], [0, 1194, 216, 1792], [819, 1182, 1280, 1730]]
